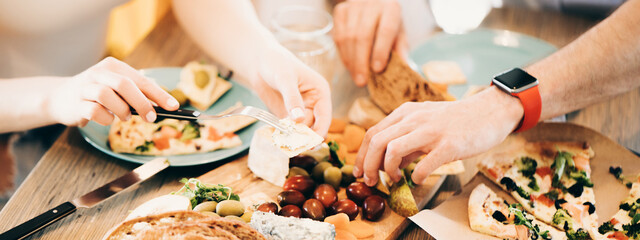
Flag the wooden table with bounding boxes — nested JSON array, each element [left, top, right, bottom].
[[2, 6, 639, 240]]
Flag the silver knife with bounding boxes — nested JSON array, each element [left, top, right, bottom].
[[0, 158, 170, 240]]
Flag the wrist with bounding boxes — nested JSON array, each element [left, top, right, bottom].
[[485, 86, 525, 132]]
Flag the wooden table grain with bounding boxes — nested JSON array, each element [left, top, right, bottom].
[[1, 6, 638, 240]]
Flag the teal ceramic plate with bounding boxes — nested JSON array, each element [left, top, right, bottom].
[[410, 29, 557, 99], [79, 67, 266, 166]]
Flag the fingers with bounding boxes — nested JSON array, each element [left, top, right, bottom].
[[412, 146, 450, 185], [93, 71, 156, 122], [311, 86, 332, 136], [383, 132, 429, 182], [276, 74, 306, 122], [81, 83, 131, 121], [98, 57, 179, 111], [371, 2, 402, 73], [360, 123, 412, 186], [351, 5, 381, 87], [345, 4, 366, 86], [354, 104, 409, 177], [333, 3, 351, 73], [81, 102, 114, 126]]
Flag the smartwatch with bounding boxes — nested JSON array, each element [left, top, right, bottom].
[[492, 68, 541, 133]]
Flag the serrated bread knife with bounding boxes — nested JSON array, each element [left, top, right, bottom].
[[0, 158, 170, 240]]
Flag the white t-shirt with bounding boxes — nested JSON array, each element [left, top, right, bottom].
[[0, 0, 128, 78]]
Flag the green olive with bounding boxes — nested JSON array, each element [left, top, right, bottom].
[[193, 70, 210, 89], [404, 162, 417, 178], [216, 200, 245, 217], [200, 211, 220, 218], [193, 201, 218, 212], [340, 164, 356, 186], [225, 215, 245, 222], [240, 210, 253, 223], [312, 162, 332, 182], [168, 89, 188, 106], [323, 166, 342, 189], [288, 167, 309, 178]]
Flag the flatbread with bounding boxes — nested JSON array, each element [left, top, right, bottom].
[[469, 184, 566, 240], [108, 102, 256, 156], [103, 210, 265, 240], [136, 223, 239, 240], [478, 141, 601, 238], [421, 61, 467, 85], [368, 52, 454, 114]]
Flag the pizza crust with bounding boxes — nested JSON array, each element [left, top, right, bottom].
[[477, 140, 600, 237]]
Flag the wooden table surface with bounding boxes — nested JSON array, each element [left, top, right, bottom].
[[2, 6, 639, 240]]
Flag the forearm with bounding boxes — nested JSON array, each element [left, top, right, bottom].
[[0, 77, 67, 133], [526, 0, 640, 120], [172, 0, 279, 81]]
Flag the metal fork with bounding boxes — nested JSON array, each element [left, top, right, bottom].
[[130, 106, 290, 133]]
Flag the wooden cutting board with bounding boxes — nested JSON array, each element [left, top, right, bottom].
[[193, 156, 446, 240]]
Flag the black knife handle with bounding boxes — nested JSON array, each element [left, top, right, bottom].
[[0, 201, 76, 240], [129, 106, 200, 122]]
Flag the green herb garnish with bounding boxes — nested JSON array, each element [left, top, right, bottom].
[[135, 141, 154, 152], [327, 141, 344, 168], [172, 178, 239, 207], [509, 203, 551, 239], [180, 122, 201, 141], [553, 209, 574, 232], [566, 228, 590, 240], [569, 170, 594, 188], [598, 221, 615, 234], [517, 156, 538, 177]]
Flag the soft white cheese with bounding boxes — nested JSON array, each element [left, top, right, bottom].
[[249, 212, 335, 240], [248, 126, 290, 186], [271, 118, 323, 158]]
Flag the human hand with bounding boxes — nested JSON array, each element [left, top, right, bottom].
[[249, 43, 332, 136], [333, 0, 408, 87], [47, 57, 179, 126], [353, 87, 525, 186]]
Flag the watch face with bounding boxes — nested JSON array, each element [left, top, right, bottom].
[[494, 68, 537, 91]]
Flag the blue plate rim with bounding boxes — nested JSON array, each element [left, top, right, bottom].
[[78, 67, 265, 167]]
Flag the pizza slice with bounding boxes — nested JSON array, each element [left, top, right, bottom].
[[109, 102, 256, 156], [598, 178, 640, 239], [478, 141, 601, 239], [469, 183, 566, 240]]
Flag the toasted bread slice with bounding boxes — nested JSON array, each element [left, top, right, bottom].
[[196, 217, 267, 240], [137, 222, 239, 240], [103, 211, 210, 240], [368, 52, 453, 114], [104, 210, 265, 240]]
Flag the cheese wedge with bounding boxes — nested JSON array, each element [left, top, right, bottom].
[[248, 120, 323, 186]]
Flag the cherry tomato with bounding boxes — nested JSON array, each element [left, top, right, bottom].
[[277, 190, 306, 207], [313, 184, 338, 208], [256, 202, 278, 214], [279, 205, 303, 218], [283, 175, 316, 197], [302, 199, 326, 221], [346, 182, 373, 205], [331, 199, 359, 220], [363, 195, 386, 221]]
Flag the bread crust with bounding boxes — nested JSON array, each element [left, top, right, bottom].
[[103, 210, 266, 240], [368, 52, 452, 114]]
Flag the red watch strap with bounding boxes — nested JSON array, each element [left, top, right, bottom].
[[511, 85, 541, 132]]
